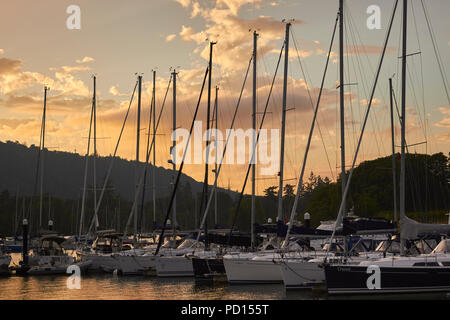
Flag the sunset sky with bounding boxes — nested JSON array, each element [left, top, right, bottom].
[[0, 0, 449, 196]]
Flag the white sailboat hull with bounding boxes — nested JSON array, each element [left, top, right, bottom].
[[83, 252, 156, 275], [26, 256, 92, 276], [224, 257, 282, 284], [155, 255, 194, 277], [279, 260, 325, 289], [113, 254, 157, 276], [82, 254, 118, 273]]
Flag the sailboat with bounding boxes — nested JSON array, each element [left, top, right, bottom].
[[15, 218, 90, 275], [277, 0, 381, 289], [78, 75, 158, 276], [14, 87, 87, 276], [223, 22, 297, 285], [153, 42, 224, 278], [324, 239, 450, 294], [26, 232, 90, 275], [187, 31, 283, 282], [323, 0, 450, 294]]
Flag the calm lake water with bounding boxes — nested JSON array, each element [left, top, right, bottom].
[[2, 253, 317, 300], [2, 274, 450, 300], [2, 254, 449, 300], [0, 274, 319, 300]]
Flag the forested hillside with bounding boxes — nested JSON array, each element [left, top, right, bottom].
[[0, 139, 448, 236]]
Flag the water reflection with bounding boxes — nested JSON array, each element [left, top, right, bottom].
[[0, 274, 318, 300]]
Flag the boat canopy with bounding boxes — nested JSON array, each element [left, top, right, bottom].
[[400, 216, 450, 240], [39, 235, 66, 245], [177, 238, 204, 249], [95, 230, 122, 238]]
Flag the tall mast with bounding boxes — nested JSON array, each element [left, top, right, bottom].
[[172, 69, 178, 236], [389, 77, 398, 223], [39, 86, 48, 230], [152, 70, 157, 227], [135, 75, 142, 236], [204, 41, 216, 250], [214, 85, 219, 226], [400, 0, 408, 255], [339, 0, 347, 218], [277, 22, 290, 224], [93, 75, 98, 232], [15, 188, 19, 234], [251, 30, 258, 249], [139, 71, 155, 234]]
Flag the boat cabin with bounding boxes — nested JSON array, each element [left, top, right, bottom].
[[91, 230, 130, 254], [35, 235, 67, 257]]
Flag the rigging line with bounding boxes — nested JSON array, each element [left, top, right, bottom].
[[28, 88, 48, 222], [334, 61, 339, 183], [410, 0, 426, 119], [345, 8, 384, 156], [154, 67, 209, 255], [344, 12, 369, 159], [279, 260, 317, 282], [411, 0, 430, 212], [406, 60, 427, 139], [392, 82, 427, 220], [346, 3, 391, 107], [401, 57, 425, 137], [176, 76, 194, 119], [228, 42, 285, 244], [325, 0, 398, 261], [137, 86, 155, 234], [213, 55, 244, 149], [345, 11, 388, 161], [38, 86, 48, 232], [420, 0, 450, 104], [284, 11, 339, 246], [260, 52, 280, 189], [343, 15, 361, 161], [260, 50, 281, 191], [285, 61, 297, 179], [261, 47, 283, 133], [395, 7, 402, 120], [346, 5, 389, 155], [124, 74, 172, 234], [343, 19, 358, 158], [289, 31, 336, 179], [194, 55, 253, 248], [291, 28, 336, 181], [78, 84, 95, 240], [86, 80, 138, 236]]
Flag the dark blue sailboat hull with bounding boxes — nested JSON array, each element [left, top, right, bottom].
[[324, 264, 450, 294]]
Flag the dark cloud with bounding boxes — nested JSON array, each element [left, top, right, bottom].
[[0, 58, 22, 75]]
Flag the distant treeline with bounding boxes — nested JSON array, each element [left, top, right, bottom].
[[0, 140, 448, 236], [302, 152, 450, 226]]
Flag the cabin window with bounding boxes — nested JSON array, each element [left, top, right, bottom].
[[441, 261, 450, 266]]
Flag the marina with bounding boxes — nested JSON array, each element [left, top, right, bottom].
[[0, 0, 449, 304]]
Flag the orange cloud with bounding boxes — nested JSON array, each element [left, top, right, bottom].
[[165, 34, 177, 42], [76, 56, 95, 64]]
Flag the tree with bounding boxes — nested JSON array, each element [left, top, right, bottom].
[[263, 186, 277, 199], [283, 184, 295, 198]]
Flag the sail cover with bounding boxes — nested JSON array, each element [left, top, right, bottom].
[[400, 215, 450, 240]]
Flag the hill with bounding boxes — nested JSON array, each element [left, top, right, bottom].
[[0, 140, 231, 201]]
